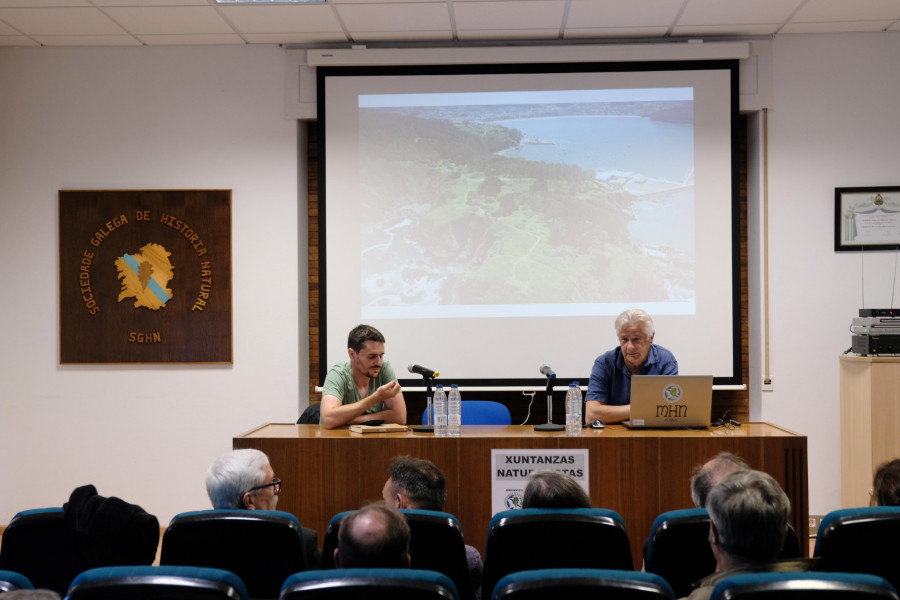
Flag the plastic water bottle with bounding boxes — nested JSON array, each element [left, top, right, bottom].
[[433, 384, 448, 437], [447, 384, 462, 437], [566, 382, 582, 436]]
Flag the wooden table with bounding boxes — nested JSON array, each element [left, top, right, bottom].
[[235, 423, 808, 568]]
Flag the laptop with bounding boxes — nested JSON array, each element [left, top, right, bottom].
[[623, 375, 713, 429]]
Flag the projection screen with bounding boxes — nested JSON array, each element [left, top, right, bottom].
[[317, 60, 740, 387]]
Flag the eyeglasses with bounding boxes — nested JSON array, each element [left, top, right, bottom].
[[248, 478, 282, 495]]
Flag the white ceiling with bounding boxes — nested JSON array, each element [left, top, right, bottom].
[[1, 0, 899, 48]]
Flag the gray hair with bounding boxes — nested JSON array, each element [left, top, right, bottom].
[[522, 470, 593, 509], [706, 469, 790, 563], [205, 448, 270, 509], [615, 309, 655, 339], [691, 452, 750, 508]]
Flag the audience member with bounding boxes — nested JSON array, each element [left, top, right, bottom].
[[206, 448, 321, 568], [320, 324, 407, 429], [690, 452, 749, 508], [586, 308, 678, 424], [682, 469, 813, 600], [522, 470, 593, 509], [871, 458, 900, 506], [334, 503, 411, 569], [382, 455, 483, 599]]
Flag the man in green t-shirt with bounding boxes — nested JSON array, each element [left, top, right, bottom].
[[320, 324, 407, 429]]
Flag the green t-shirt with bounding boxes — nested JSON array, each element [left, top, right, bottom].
[[320, 360, 398, 423]]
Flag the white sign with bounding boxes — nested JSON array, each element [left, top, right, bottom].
[[490, 448, 590, 514]]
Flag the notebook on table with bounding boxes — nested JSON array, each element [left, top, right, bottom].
[[623, 375, 713, 429]]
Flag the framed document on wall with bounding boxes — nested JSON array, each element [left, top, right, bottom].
[[835, 186, 900, 251], [59, 190, 232, 363]]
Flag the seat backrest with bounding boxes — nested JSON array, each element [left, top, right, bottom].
[[421, 401, 512, 425], [66, 565, 250, 600], [160, 510, 307, 599], [481, 508, 633, 599], [710, 571, 899, 600], [492, 568, 675, 600], [644, 508, 716, 598], [320, 509, 472, 599], [0, 570, 35, 592], [401, 509, 472, 600], [0, 508, 92, 595], [813, 506, 900, 591], [280, 568, 458, 600]]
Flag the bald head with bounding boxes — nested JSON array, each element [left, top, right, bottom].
[[335, 503, 411, 569], [691, 452, 749, 508]]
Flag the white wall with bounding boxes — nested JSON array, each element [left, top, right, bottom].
[[753, 32, 900, 516], [2, 32, 898, 527], [0, 45, 304, 525]]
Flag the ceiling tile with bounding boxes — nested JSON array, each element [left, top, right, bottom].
[[0, 7, 126, 35], [32, 34, 140, 45], [780, 20, 896, 33], [103, 6, 234, 35], [672, 23, 781, 36], [567, 0, 682, 28], [93, 0, 207, 5], [352, 30, 452, 42], [564, 26, 670, 39], [138, 33, 245, 45], [242, 31, 348, 43], [0, 0, 89, 7], [218, 5, 342, 33], [454, 0, 564, 30], [456, 27, 560, 40], [678, 0, 803, 26], [0, 35, 38, 45], [337, 3, 449, 32], [791, 0, 900, 22], [331, 0, 444, 3]]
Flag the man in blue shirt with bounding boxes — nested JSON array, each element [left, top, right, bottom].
[[585, 309, 678, 424]]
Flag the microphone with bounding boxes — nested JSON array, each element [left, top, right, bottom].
[[408, 363, 440, 378], [539, 364, 556, 378]]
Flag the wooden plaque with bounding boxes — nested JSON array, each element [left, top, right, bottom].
[[59, 190, 232, 363]]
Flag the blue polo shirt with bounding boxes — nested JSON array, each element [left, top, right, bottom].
[[586, 345, 678, 406]]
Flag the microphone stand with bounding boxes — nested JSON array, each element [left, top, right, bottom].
[[534, 374, 564, 431], [411, 375, 435, 433]]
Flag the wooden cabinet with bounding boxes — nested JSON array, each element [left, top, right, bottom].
[[839, 355, 900, 508]]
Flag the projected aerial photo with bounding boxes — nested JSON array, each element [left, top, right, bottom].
[[357, 89, 695, 318]]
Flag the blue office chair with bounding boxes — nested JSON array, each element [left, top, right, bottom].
[[709, 571, 899, 600], [421, 401, 511, 425], [65, 565, 250, 600], [0, 570, 34, 592], [492, 568, 675, 600], [319, 509, 472, 600], [813, 506, 900, 591], [481, 508, 633, 599], [280, 568, 458, 600], [160, 510, 308, 599], [0, 508, 92, 595]]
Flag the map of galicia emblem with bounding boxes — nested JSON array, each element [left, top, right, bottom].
[[116, 242, 174, 310]]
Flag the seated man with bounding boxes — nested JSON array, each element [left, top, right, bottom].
[[522, 470, 593, 509], [334, 503, 411, 569], [205, 448, 322, 568], [690, 451, 749, 509], [382, 456, 483, 599], [321, 324, 407, 429], [871, 458, 900, 506], [682, 469, 814, 600], [585, 309, 678, 425]]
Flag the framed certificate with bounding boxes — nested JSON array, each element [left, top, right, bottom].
[[835, 186, 900, 251]]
